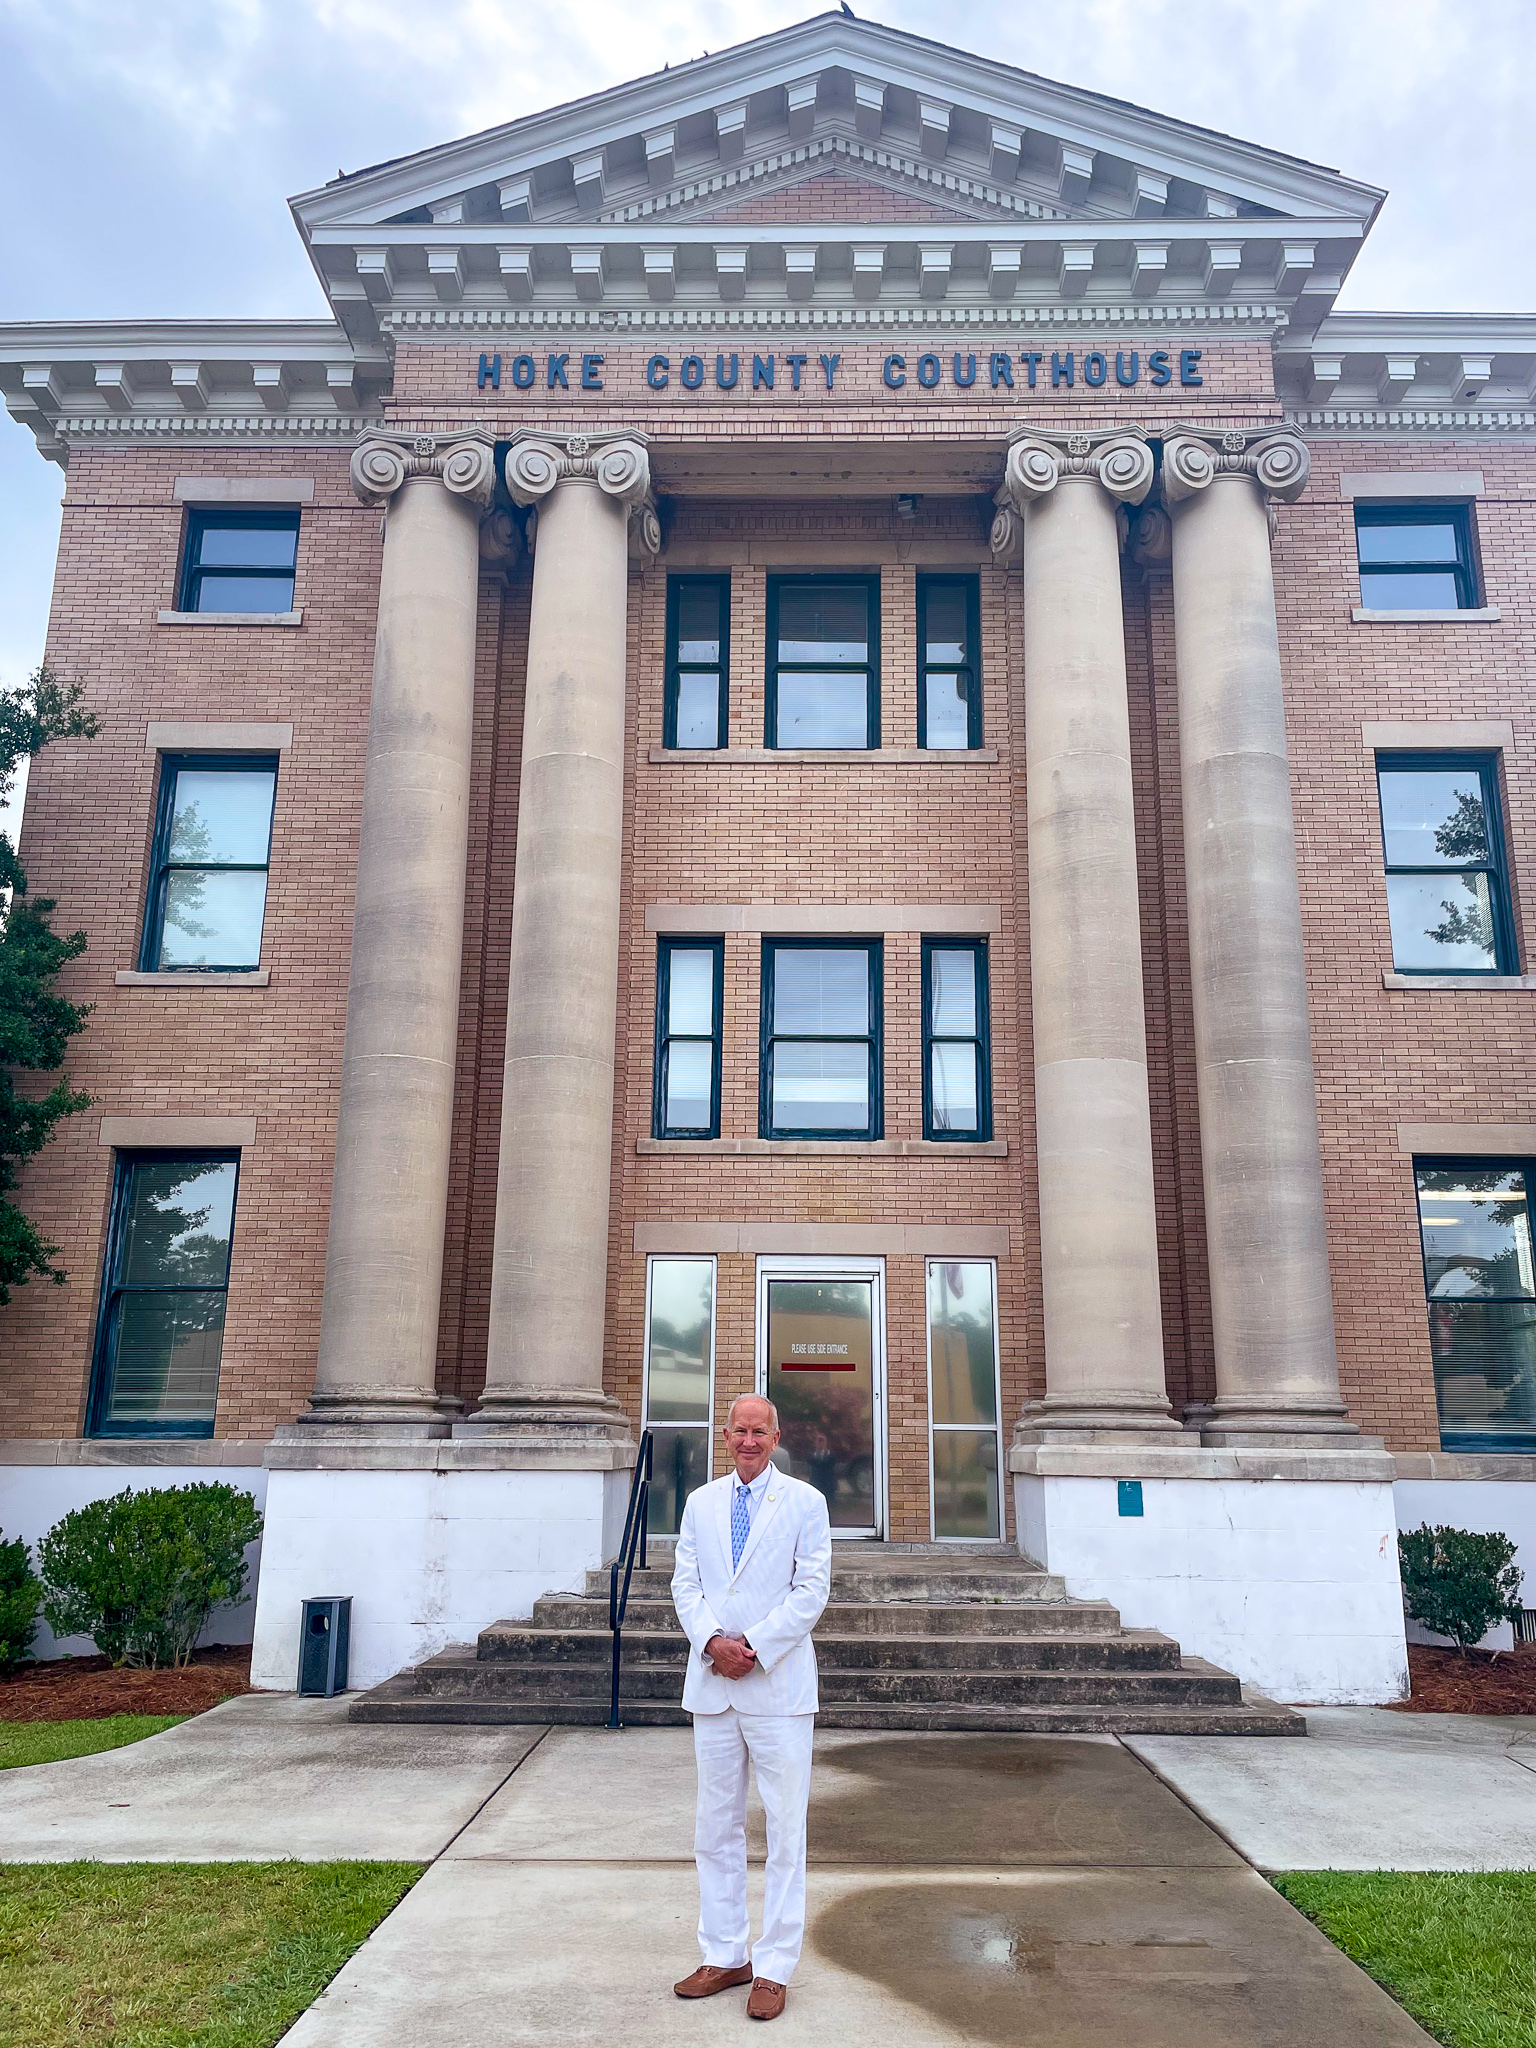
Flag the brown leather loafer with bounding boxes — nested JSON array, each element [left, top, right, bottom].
[[747, 1978, 787, 2021], [674, 1963, 753, 1999]]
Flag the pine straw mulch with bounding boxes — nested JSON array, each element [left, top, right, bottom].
[[0, 1646, 252, 1723], [1388, 1642, 1536, 1715]]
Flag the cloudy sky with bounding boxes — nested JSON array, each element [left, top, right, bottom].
[[1, 0, 1532, 731]]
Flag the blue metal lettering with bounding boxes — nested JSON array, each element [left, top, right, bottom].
[[753, 354, 774, 390], [477, 352, 501, 390], [952, 353, 977, 388], [784, 352, 808, 390], [1180, 348, 1204, 386], [580, 353, 604, 390], [1020, 351, 1043, 389], [646, 355, 669, 390], [1083, 350, 1107, 387], [681, 354, 704, 390], [1114, 351, 1139, 387], [547, 353, 570, 389], [511, 354, 536, 390], [1149, 349, 1172, 386], [883, 354, 906, 389], [819, 352, 841, 389], [716, 352, 739, 389], [989, 353, 1014, 389], [917, 352, 941, 388], [1051, 352, 1074, 388]]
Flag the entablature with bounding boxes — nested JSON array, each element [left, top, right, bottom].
[[1278, 311, 1536, 431]]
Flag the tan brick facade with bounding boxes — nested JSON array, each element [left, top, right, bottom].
[[4, 323, 1533, 1535]]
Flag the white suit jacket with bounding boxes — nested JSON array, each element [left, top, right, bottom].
[[671, 1469, 833, 1716]]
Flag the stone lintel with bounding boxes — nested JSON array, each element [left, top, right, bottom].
[[0, 1437, 268, 1468], [1009, 1443, 1398, 1483], [1393, 1451, 1536, 1481]]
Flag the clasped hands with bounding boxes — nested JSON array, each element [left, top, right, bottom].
[[704, 1632, 758, 1680]]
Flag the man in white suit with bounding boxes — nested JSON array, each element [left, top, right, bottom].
[[670, 1393, 833, 2022]]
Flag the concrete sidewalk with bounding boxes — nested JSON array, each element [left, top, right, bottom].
[[282, 1726, 1431, 2047], [1128, 1705, 1536, 1871]]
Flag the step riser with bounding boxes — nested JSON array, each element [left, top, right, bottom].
[[409, 1669, 1244, 1707], [584, 1570, 1070, 1603], [532, 1600, 1120, 1638], [474, 1636, 1181, 1673], [351, 1698, 1303, 1735]]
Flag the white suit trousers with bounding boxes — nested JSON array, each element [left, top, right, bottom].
[[692, 1707, 815, 1985]]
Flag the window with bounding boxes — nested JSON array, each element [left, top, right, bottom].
[[1415, 1161, 1536, 1453], [923, 939, 992, 1140], [917, 575, 981, 749], [653, 938, 723, 1138], [88, 1152, 240, 1437], [760, 939, 882, 1140], [1355, 502, 1477, 611], [141, 755, 278, 972], [1376, 753, 1515, 975], [766, 576, 879, 749], [665, 576, 729, 748], [179, 508, 299, 614], [927, 1259, 1003, 1538], [643, 1256, 716, 1534]]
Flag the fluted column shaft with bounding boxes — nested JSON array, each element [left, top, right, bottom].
[[464, 433, 657, 1439], [995, 431, 1177, 1441], [304, 432, 495, 1431], [1164, 430, 1355, 1444]]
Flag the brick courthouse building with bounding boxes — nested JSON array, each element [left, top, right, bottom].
[[3, 16, 1534, 1705]]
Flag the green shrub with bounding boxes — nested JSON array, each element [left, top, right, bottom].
[[36, 1483, 263, 1669], [1398, 1523, 1523, 1655], [0, 1528, 41, 1673]]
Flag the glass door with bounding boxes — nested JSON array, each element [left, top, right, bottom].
[[758, 1258, 885, 1537]]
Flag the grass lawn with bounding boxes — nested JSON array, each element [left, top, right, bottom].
[[0, 1861, 422, 2048], [0, 1715, 188, 1771], [1274, 1871, 1536, 2048]]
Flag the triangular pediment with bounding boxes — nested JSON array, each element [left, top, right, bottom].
[[689, 168, 993, 229]]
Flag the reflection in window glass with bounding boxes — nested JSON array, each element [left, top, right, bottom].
[[181, 510, 299, 614], [1355, 503, 1476, 611], [654, 939, 722, 1138], [91, 1154, 239, 1436], [1416, 1164, 1536, 1452], [762, 941, 880, 1139], [768, 578, 877, 749], [924, 940, 991, 1140], [666, 576, 728, 748], [918, 576, 980, 750], [144, 757, 277, 971], [927, 1260, 1002, 1537], [1377, 757, 1512, 974], [644, 1257, 715, 1533]]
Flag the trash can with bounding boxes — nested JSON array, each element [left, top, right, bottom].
[[297, 1596, 351, 1696]]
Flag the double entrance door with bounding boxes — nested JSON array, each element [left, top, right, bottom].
[[756, 1256, 886, 1540]]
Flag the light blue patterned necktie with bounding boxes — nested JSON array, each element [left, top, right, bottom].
[[731, 1481, 752, 1569]]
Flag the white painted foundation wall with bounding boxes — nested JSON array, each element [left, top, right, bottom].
[[1014, 1472, 1408, 1705], [248, 1466, 632, 1691]]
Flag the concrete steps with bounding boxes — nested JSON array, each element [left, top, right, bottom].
[[350, 1544, 1304, 1736]]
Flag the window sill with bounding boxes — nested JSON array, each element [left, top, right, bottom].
[[156, 609, 303, 627], [115, 969, 270, 987], [649, 747, 999, 765], [637, 1136, 1007, 1157], [1383, 969, 1536, 990], [1351, 606, 1500, 623]]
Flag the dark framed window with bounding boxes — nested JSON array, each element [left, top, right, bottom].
[[1355, 502, 1477, 611], [87, 1151, 240, 1438], [1414, 1159, 1536, 1453], [665, 575, 729, 748], [759, 938, 882, 1140], [766, 575, 879, 749], [922, 938, 992, 1140], [917, 575, 981, 749], [653, 937, 724, 1138], [179, 508, 299, 614], [1376, 752, 1516, 975], [140, 754, 278, 972]]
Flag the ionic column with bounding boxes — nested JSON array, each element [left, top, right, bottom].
[[994, 429, 1178, 1441], [1163, 430, 1357, 1444], [299, 432, 496, 1432], [461, 431, 658, 1441]]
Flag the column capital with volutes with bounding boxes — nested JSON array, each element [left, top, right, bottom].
[[504, 429, 661, 557], [990, 426, 1154, 561], [349, 430, 498, 510], [1161, 427, 1311, 506]]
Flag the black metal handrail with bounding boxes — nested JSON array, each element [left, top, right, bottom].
[[607, 1428, 654, 1729]]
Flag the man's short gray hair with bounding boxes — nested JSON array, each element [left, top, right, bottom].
[[725, 1393, 780, 1430]]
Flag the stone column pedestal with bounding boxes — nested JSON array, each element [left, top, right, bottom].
[[994, 430, 1179, 1443], [1164, 429, 1360, 1447], [290, 432, 495, 1438], [459, 432, 659, 1444]]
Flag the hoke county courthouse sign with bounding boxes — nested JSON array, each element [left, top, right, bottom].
[[475, 343, 1210, 395]]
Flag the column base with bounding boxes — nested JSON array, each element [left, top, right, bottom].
[[1198, 1393, 1369, 1451], [1013, 1392, 1185, 1447], [281, 1387, 463, 1439], [453, 1384, 634, 1448]]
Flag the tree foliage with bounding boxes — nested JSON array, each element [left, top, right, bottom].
[[36, 1483, 264, 1669], [0, 666, 98, 1303], [1398, 1523, 1524, 1654], [0, 1526, 42, 1672]]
